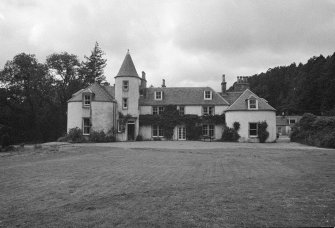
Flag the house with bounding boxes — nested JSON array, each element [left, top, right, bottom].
[[276, 115, 302, 136], [67, 51, 277, 142]]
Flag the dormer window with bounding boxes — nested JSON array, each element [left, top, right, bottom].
[[248, 98, 258, 110], [204, 90, 212, 100], [155, 91, 162, 100], [122, 80, 129, 91], [83, 94, 91, 107]]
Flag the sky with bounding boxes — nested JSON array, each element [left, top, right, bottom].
[[1, 0, 335, 90]]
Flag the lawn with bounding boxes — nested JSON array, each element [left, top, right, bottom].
[[0, 143, 334, 227]]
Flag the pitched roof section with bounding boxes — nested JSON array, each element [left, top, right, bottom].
[[139, 87, 229, 106], [68, 83, 115, 102], [226, 89, 276, 112], [221, 92, 243, 105], [115, 51, 140, 78]]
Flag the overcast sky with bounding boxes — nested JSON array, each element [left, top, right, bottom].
[[1, 0, 335, 90]]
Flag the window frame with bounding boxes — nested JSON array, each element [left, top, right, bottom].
[[152, 125, 164, 137], [122, 98, 128, 110], [289, 119, 296, 124], [248, 98, 258, 110], [249, 122, 258, 137], [154, 91, 163, 100], [122, 80, 129, 92], [204, 90, 212, 100], [203, 106, 214, 115], [178, 106, 185, 115], [83, 118, 91, 135], [202, 124, 214, 137], [152, 106, 164, 115], [83, 94, 91, 107]]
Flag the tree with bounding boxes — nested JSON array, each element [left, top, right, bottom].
[[46, 52, 82, 134], [80, 42, 107, 85]]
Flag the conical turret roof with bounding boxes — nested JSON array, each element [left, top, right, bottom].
[[115, 50, 140, 78]]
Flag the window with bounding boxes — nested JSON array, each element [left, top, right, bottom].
[[248, 98, 258, 109], [203, 106, 214, 115], [204, 90, 212, 100], [289, 119, 296, 124], [122, 80, 129, 91], [83, 94, 91, 107], [155, 91, 162, 100], [153, 106, 164, 115], [152, 125, 164, 137], [122, 98, 128, 109], [83, 118, 91, 135], [202, 124, 214, 137], [178, 106, 185, 115], [249, 123, 258, 137]]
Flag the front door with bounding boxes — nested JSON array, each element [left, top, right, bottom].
[[127, 122, 135, 141], [178, 127, 186, 140]]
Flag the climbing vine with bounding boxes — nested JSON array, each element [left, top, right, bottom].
[[118, 112, 133, 133], [139, 105, 225, 140]]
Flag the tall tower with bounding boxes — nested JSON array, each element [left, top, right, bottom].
[[114, 50, 141, 140]]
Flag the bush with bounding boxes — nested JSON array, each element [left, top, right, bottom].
[[136, 135, 143, 141], [233, 122, 240, 131], [221, 126, 240, 142], [258, 121, 269, 143], [89, 130, 116, 142], [291, 113, 335, 148], [67, 127, 86, 143], [1, 133, 10, 148]]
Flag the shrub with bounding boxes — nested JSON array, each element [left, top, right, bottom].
[[67, 127, 86, 143], [1, 133, 10, 148], [221, 126, 240, 142], [89, 130, 116, 142], [136, 135, 143, 141], [233, 122, 240, 131], [153, 137, 161, 141], [258, 121, 269, 143]]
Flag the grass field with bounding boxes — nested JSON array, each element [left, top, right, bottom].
[[0, 143, 334, 227]]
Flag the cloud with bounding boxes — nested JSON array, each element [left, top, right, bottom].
[[0, 0, 334, 91]]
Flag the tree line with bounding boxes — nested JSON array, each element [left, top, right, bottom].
[[0, 42, 107, 143], [245, 52, 335, 116]]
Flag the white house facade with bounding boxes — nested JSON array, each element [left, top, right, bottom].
[[67, 51, 277, 142]]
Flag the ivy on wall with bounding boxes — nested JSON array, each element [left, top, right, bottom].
[[118, 112, 133, 133], [139, 105, 225, 140]]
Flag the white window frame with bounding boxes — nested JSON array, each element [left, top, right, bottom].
[[204, 90, 212, 100], [83, 94, 91, 107], [83, 118, 91, 135], [122, 80, 129, 91], [289, 119, 296, 124], [202, 124, 214, 137], [152, 106, 164, 115], [122, 98, 128, 110], [154, 91, 163, 100], [203, 106, 214, 115], [249, 122, 258, 137], [178, 106, 185, 115], [248, 98, 258, 110], [152, 125, 164, 137]]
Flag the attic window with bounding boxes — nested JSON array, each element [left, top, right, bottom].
[[155, 91, 162, 100], [83, 94, 91, 107], [204, 90, 212, 100], [289, 119, 296, 124], [248, 98, 258, 110]]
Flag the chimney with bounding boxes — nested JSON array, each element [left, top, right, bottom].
[[142, 71, 146, 80], [221, 74, 227, 94], [140, 71, 147, 89], [162, 79, 166, 88], [233, 76, 250, 92]]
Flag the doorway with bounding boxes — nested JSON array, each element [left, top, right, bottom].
[[178, 127, 186, 140], [127, 121, 135, 141]]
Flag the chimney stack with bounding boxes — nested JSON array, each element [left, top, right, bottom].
[[221, 74, 227, 94], [162, 79, 166, 88], [140, 71, 147, 95]]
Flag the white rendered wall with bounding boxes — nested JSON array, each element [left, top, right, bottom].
[[67, 102, 84, 132], [225, 111, 276, 142], [91, 102, 115, 133], [139, 125, 152, 140], [139, 106, 152, 115]]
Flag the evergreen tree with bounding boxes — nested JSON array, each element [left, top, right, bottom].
[[80, 42, 107, 84]]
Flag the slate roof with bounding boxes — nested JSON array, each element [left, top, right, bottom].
[[68, 83, 115, 102], [221, 92, 243, 105], [225, 89, 276, 112], [139, 87, 229, 106], [115, 51, 140, 78]]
